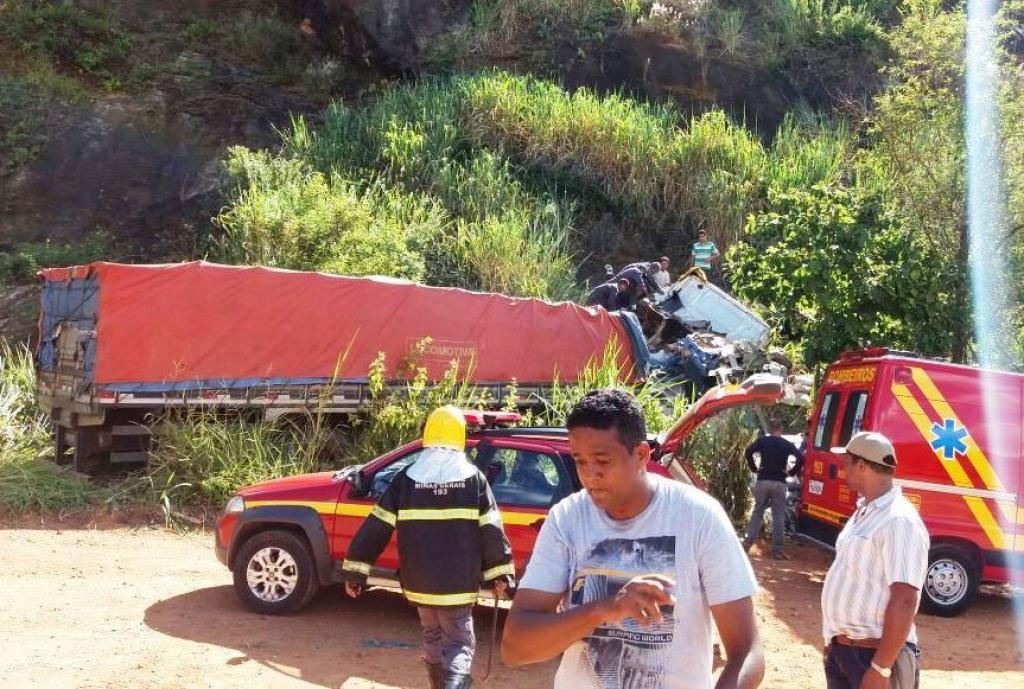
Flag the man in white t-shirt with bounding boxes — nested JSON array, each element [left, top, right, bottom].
[[502, 389, 764, 689]]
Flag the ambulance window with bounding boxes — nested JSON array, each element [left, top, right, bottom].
[[813, 392, 840, 449], [838, 392, 870, 445]]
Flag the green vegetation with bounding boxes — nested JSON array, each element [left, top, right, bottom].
[[0, 1, 133, 87], [682, 409, 758, 522], [0, 343, 110, 511], [2, 336, 761, 521], [438, 0, 894, 73], [729, 0, 1024, 367], [216, 72, 849, 300], [178, 8, 352, 94], [0, 231, 115, 286], [140, 411, 327, 514], [730, 184, 961, 366], [0, 76, 51, 175], [0, 63, 84, 174], [216, 78, 581, 299], [460, 72, 850, 247], [214, 148, 447, 282]]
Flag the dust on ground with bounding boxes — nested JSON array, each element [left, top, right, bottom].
[[2, 524, 1022, 689]]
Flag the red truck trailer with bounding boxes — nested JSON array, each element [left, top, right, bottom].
[[35, 261, 648, 472], [797, 348, 1024, 616]]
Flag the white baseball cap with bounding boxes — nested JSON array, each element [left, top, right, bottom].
[[831, 431, 897, 467]]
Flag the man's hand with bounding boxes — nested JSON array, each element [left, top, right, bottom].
[[602, 574, 676, 626], [345, 581, 364, 598], [494, 578, 509, 598], [858, 665, 889, 689]]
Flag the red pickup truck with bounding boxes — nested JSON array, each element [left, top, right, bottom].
[[215, 375, 783, 614]]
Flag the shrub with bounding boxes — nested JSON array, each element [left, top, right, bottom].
[[680, 408, 758, 523], [460, 71, 767, 248], [279, 79, 580, 299], [213, 147, 448, 281], [729, 183, 963, 366], [0, 342, 108, 511], [0, 1, 133, 82], [0, 230, 115, 286]]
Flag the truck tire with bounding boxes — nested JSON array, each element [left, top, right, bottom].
[[232, 529, 320, 615], [920, 544, 980, 617]]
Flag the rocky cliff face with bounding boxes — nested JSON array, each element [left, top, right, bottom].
[[1, 62, 315, 249], [300, 0, 473, 73]]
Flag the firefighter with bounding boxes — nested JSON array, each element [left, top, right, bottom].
[[341, 406, 515, 689]]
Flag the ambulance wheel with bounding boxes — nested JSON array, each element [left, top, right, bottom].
[[233, 529, 319, 615], [920, 545, 979, 617]]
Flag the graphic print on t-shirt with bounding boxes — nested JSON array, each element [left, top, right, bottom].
[[568, 535, 676, 689]]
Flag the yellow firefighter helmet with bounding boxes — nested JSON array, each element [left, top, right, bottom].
[[422, 405, 466, 451]]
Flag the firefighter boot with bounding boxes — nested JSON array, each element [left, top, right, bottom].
[[443, 671, 472, 689], [424, 660, 444, 689]]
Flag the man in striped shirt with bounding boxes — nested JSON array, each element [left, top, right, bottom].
[[821, 431, 929, 689], [689, 229, 719, 273]]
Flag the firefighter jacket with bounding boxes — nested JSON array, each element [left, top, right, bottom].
[[341, 467, 515, 607]]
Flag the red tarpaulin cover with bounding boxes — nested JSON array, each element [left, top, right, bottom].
[[40, 262, 636, 387]]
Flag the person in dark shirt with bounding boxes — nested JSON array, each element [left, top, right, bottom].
[[613, 263, 660, 298], [586, 277, 631, 311], [741, 419, 805, 560]]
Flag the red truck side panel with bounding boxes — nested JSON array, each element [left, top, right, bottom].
[[40, 261, 636, 387]]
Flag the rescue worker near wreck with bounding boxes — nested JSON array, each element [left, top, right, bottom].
[[341, 406, 515, 689], [587, 276, 633, 311]]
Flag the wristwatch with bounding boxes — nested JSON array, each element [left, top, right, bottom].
[[870, 660, 892, 679]]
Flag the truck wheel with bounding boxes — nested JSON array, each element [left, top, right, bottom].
[[232, 530, 319, 615], [920, 544, 980, 617]]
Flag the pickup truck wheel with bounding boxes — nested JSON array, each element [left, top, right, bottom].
[[232, 530, 319, 615], [920, 544, 979, 617]]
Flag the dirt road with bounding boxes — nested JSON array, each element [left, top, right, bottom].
[[2, 523, 1022, 688]]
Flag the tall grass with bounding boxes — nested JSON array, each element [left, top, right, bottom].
[[141, 410, 329, 513], [280, 79, 580, 299], [213, 147, 448, 281], [460, 71, 767, 248], [767, 108, 852, 190], [528, 344, 690, 433], [714, 6, 746, 57], [0, 342, 108, 511], [628, 0, 888, 68], [347, 340, 493, 463], [224, 72, 855, 289]]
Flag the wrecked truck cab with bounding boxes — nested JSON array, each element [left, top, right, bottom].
[[656, 275, 770, 346]]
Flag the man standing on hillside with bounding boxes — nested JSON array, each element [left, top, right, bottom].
[[821, 431, 928, 689], [342, 406, 515, 689], [502, 389, 764, 689], [689, 229, 720, 276], [742, 419, 804, 560]]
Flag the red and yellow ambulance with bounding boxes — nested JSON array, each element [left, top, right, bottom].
[[798, 348, 1024, 616]]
